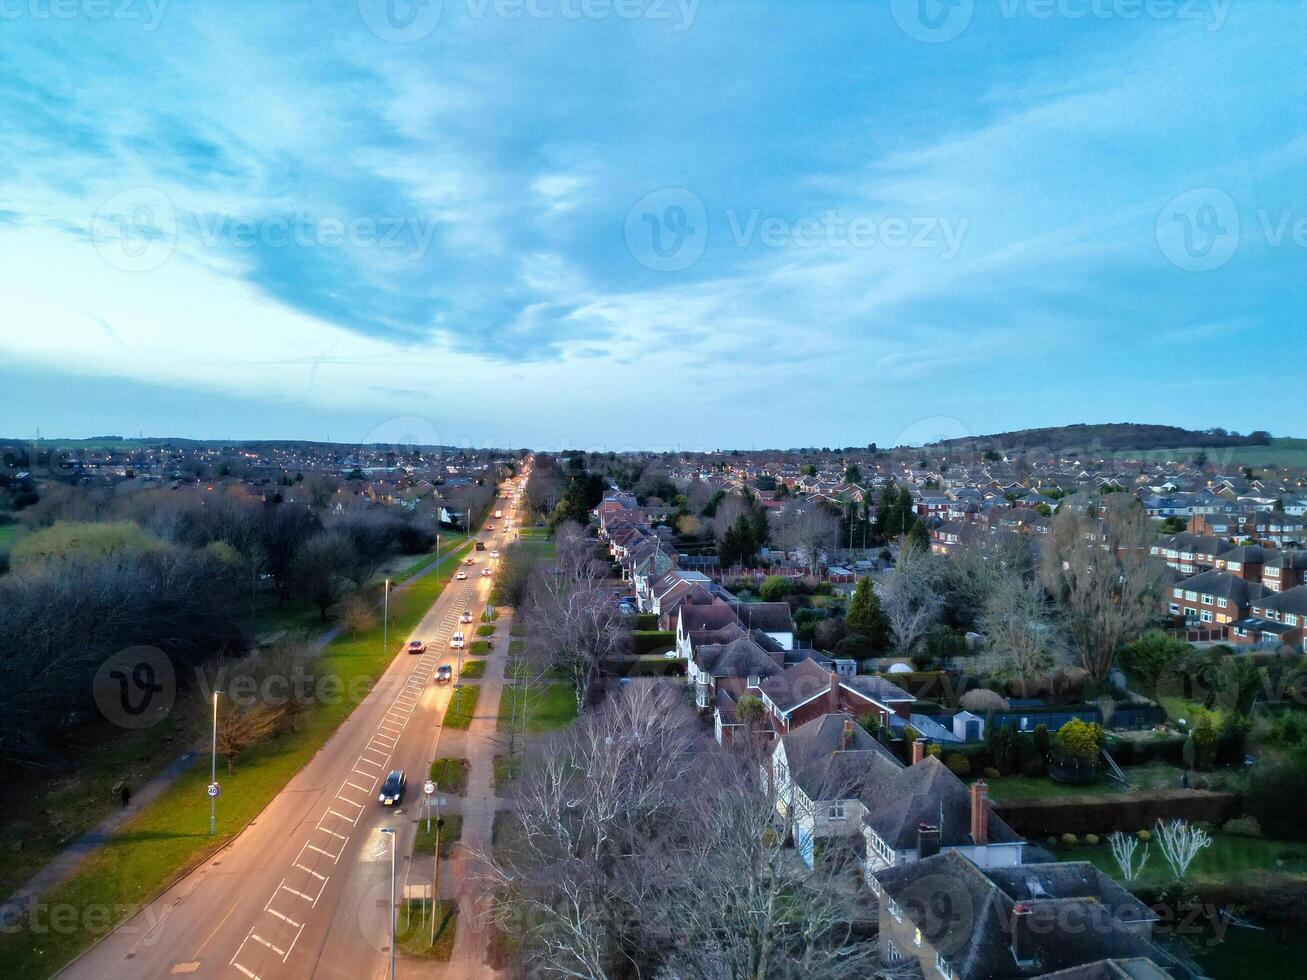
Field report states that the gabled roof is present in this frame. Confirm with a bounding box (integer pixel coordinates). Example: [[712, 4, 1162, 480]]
[[861, 757, 1021, 850], [777, 712, 902, 801]]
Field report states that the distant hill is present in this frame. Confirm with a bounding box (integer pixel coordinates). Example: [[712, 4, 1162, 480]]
[[922, 423, 1274, 456]]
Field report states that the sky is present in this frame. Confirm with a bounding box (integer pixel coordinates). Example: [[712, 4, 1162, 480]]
[[0, 0, 1303, 451]]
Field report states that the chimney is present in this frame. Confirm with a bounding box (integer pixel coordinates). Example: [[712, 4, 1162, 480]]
[[911, 738, 925, 765], [970, 780, 989, 846], [917, 822, 940, 859], [1010, 903, 1035, 967], [841, 717, 854, 751], [827, 669, 841, 713]]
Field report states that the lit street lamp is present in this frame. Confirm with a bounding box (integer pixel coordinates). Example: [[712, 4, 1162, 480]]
[[209, 689, 221, 836], [383, 578, 391, 655]]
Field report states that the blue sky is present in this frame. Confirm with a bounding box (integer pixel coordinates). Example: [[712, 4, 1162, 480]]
[[0, 0, 1303, 450]]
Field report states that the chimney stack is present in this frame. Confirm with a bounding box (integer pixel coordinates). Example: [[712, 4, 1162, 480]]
[[1010, 902, 1034, 966], [911, 738, 925, 765], [917, 822, 941, 859], [970, 780, 989, 846], [827, 669, 841, 714], [842, 717, 854, 751]]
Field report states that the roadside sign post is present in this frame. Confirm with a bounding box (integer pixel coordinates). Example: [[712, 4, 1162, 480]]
[[380, 827, 396, 980], [423, 780, 436, 832]]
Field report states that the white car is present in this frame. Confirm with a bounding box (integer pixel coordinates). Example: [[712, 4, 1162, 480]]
[[449, 631, 465, 649], [459, 609, 473, 624], [490, 550, 500, 559], [456, 571, 467, 581], [481, 567, 491, 577]]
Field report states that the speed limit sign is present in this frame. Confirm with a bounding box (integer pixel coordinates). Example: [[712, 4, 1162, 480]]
[[207, 782, 221, 799], [423, 780, 436, 796]]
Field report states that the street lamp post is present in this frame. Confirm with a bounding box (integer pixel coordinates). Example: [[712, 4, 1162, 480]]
[[209, 689, 221, 835], [383, 578, 391, 655], [381, 826, 396, 980]]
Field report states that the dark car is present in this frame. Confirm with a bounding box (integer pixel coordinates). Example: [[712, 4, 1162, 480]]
[[407, 640, 426, 655], [379, 770, 406, 806], [435, 664, 452, 684]]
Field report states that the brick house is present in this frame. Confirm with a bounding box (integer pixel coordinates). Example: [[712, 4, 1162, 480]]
[[1166, 570, 1268, 630]]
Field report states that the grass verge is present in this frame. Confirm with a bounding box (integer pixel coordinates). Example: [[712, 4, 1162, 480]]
[[459, 659, 486, 679], [413, 814, 462, 858], [396, 899, 457, 961], [442, 685, 481, 730], [427, 758, 468, 796], [497, 682, 576, 734]]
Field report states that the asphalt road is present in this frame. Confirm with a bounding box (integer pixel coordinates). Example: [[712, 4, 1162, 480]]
[[61, 480, 524, 980]]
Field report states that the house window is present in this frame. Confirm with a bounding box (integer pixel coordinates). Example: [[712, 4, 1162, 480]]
[[1201, 610, 1213, 623], [935, 950, 951, 977], [829, 801, 846, 820], [1201, 593, 1214, 605], [914, 927, 923, 947], [1287, 614, 1299, 627], [1185, 590, 1198, 601], [747, 674, 760, 689], [889, 900, 902, 923], [1218, 597, 1228, 608], [886, 941, 902, 963], [1172, 587, 1182, 598]]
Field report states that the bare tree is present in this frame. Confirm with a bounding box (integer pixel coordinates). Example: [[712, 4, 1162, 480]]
[[979, 572, 1064, 695], [302, 472, 340, 510], [881, 546, 944, 655], [480, 684, 698, 979], [294, 530, 356, 620], [528, 562, 626, 712], [1154, 818, 1212, 881], [638, 749, 879, 980], [1040, 497, 1165, 680]]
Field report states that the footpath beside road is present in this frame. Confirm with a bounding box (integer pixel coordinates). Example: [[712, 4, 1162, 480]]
[[402, 610, 516, 978]]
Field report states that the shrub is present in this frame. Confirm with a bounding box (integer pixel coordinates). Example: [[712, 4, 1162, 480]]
[[1021, 759, 1044, 777], [1054, 718, 1103, 761], [813, 581, 833, 596], [944, 753, 970, 777], [758, 575, 792, 602], [961, 688, 1010, 713], [1137, 830, 1151, 842], [1046, 837, 1059, 847], [1085, 834, 1100, 846], [983, 767, 1001, 779], [1222, 816, 1263, 838], [1061, 833, 1078, 847], [476, 624, 495, 637], [927, 743, 943, 759], [1244, 754, 1307, 841]]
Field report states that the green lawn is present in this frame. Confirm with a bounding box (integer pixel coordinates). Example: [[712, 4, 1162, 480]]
[[413, 813, 462, 858], [497, 682, 577, 734], [469, 640, 492, 655], [0, 523, 21, 552], [493, 753, 522, 792], [427, 758, 468, 796], [0, 542, 473, 978], [985, 762, 1189, 802], [395, 899, 457, 961], [391, 533, 468, 582], [442, 684, 480, 729], [459, 659, 486, 679], [475, 624, 495, 637], [1046, 833, 1307, 887]]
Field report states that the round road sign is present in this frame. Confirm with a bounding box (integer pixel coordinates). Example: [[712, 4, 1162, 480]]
[[207, 782, 221, 798], [423, 780, 436, 796]]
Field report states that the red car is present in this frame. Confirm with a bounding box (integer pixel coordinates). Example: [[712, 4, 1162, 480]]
[[406, 640, 427, 655]]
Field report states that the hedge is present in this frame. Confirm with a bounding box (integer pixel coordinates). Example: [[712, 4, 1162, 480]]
[[630, 630, 676, 657], [634, 613, 658, 631], [994, 789, 1236, 837]]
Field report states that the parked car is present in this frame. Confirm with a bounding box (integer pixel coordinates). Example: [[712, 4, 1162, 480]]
[[406, 640, 427, 655], [378, 770, 406, 806], [435, 664, 452, 684], [459, 610, 473, 623], [456, 571, 467, 580], [450, 631, 465, 649]]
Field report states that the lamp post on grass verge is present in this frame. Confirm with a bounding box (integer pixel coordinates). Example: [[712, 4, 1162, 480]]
[[431, 816, 444, 946], [208, 689, 221, 835], [383, 578, 391, 655]]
